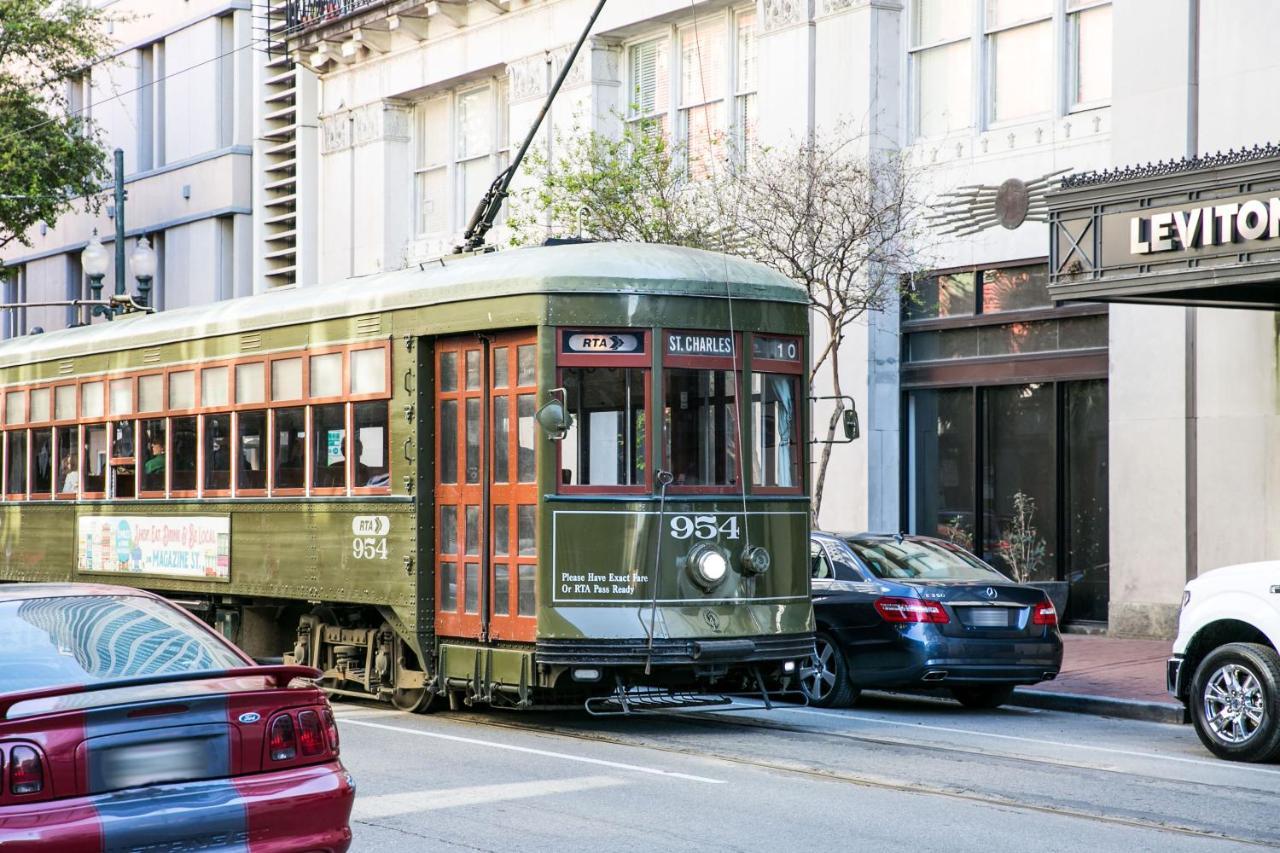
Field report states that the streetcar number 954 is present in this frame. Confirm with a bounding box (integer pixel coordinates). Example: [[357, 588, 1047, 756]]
[[669, 515, 740, 540], [352, 537, 389, 560]]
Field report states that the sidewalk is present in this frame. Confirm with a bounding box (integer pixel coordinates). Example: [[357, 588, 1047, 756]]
[[1010, 633, 1185, 723]]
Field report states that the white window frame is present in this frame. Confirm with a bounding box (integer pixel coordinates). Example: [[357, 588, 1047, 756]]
[[983, 0, 1055, 129], [729, 5, 758, 163], [908, 0, 975, 139], [1065, 0, 1112, 113]]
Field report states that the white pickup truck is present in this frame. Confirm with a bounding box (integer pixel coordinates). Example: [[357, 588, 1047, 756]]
[[1169, 562, 1280, 762]]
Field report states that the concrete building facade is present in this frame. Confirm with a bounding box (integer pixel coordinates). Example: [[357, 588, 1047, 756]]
[[0, 0, 319, 336], [280, 0, 1280, 637]]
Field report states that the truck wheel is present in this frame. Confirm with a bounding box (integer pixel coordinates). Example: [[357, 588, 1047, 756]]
[[1190, 642, 1280, 762], [800, 633, 859, 708]]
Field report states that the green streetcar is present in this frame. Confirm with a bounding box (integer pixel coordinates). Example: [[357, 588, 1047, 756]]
[[0, 242, 815, 711]]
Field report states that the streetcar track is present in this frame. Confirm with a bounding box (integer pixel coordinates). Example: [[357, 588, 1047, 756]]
[[372, 708, 1277, 848]]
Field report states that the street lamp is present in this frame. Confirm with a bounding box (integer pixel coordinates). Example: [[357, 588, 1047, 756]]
[[129, 235, 157, 307], [80, 230, 110, 320]]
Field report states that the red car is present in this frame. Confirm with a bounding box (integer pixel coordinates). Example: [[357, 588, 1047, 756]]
[[0, 584, 353, 852]]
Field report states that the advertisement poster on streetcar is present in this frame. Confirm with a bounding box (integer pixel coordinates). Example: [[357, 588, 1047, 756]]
[[77, 515, 231, 580]]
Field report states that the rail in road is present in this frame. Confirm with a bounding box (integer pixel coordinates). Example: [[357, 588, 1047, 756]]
[[330, 695, 1279, 852]]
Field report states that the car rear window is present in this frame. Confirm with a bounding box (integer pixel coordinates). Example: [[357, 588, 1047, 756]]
[[0, 595, 246, 693], [845, 538, 1008, 582]]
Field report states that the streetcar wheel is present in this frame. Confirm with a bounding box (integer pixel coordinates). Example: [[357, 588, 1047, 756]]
[[800, 633, 858, 708], [391, 687, 440, 714]]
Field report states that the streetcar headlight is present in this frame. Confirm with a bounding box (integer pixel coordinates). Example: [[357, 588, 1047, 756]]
[[687, 543, 729, 591], [741, 546, 771, 576]]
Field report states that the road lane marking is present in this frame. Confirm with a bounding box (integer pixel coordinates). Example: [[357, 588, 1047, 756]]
[[774, 706, 1280, 777], [340, 718, 726, 784], [353, 775, 625, 819]]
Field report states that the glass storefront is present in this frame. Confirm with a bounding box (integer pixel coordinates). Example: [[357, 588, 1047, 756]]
[[903, 263, 1110, 623]]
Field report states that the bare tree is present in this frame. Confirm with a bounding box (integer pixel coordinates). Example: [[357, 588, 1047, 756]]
[[726, 129, 929, 517]]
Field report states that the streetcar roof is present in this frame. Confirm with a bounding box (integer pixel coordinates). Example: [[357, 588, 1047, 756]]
[[0, 242, 805, 367]]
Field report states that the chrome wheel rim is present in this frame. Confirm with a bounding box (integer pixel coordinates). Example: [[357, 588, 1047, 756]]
[[801, 639, 836, 702], [1203, 663, 1266, 745]]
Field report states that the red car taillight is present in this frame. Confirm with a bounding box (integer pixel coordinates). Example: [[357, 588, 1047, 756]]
[[269, 714, 298, 761], [1032, 601, 1058, 626], [10, 745, 44, 795], [875, 596, 950, 624], [323, 709, 340, 753], [298, 710, 324, 756]]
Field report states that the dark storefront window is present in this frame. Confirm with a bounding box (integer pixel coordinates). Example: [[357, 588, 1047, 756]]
[[903, 262, 1109, 624]]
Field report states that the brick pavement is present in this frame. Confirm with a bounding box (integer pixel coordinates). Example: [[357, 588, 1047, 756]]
[[1035, 633, 1174, 704]]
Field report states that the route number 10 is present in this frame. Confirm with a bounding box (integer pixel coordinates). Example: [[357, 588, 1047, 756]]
[[669, 515, 740, 541]]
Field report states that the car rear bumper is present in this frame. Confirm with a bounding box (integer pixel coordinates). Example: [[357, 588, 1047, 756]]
[[837, 626, 1063, 687], [0, 760, 353, 853]]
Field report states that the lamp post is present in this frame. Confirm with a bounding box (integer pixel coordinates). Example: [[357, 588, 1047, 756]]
[[80, 230, 110, 321], [129, 235, 157, 307]]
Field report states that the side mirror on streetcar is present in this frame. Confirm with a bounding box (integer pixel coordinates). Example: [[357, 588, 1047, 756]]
[[810, 396, 860, 443], [536, 389, 574, 441], [843, 405, 860, 442]]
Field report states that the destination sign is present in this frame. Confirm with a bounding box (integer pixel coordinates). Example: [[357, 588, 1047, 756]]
[[666, 333, 734, 357], [563, 331, 642, 354], [752, 336, 800, 362]]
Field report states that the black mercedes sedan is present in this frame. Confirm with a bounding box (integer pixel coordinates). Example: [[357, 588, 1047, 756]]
[[802, 532, 1063, 709]]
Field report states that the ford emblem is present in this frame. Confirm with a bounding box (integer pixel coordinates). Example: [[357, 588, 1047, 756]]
[[238, 712, 262, 724]]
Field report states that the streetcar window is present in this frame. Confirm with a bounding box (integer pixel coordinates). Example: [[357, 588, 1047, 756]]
[[141, 419, 167, 493], [465, 351, 482, 391], [517, 345, 536, 386], [138, 375, 163, 413], [465, 399, 481, 484], [111, 420, 134, 460], [113, 461, 135, 499], [201, 367, 229, 408], [204, 413, 231, 492], [169, 372, 195, 410], [6, 431, 27, 496], [440, 563, 458, 611], [518, 565, 535, 616], [29, 388, 49, 423], [751, 373, 800, 489], [54, 385, 76, 421], [351, 348, 386, 395], [170, 417, 197, 492], [494, 563, 510, 616], [517, 394, 536, 483], [493, 394, 510, 484], [561, 367, 645, 487], [440, 352, 458, 393], [465, 563, 480, 614], [81, 382, 105, 420], [492, 347, 509, 389], [440, 505, 458, 554], [664, 369, 739, 486], [56, 426, 78, 495], [109, 379, 132, 417], [518, 505, 536, 556], [235, 363, 265, 405], [273, 408, 305, 490], [439, 400, 458, 483], [312, 404, 347, 489], [31, 429, 52, 495], [354, 401, 388, 488], [271, 358, 303, 402], [4, 391, 23, 425], [237, 411, 266, 491], [310, 353, 342, 398], [465, 505, 480, 555], [494, 505, 509, 556], [82, 424, 107, 493]]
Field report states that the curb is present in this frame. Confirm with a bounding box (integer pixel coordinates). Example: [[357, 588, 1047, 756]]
[[1010, 687, 1184, 724]]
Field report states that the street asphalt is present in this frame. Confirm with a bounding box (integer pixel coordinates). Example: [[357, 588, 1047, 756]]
[[330, 692, 1279, 852]]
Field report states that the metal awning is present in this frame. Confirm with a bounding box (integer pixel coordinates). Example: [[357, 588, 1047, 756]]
[[1047, 145, 1280, 310]]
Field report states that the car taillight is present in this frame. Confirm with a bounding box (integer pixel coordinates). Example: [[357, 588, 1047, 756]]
[[875, 596, 950, 624], [323, 709, 340, 753], [269, 714, 297, 761], [1032, 601, 1058, 626], [10, 745, 44, 795], [298, 710, 324, 756]]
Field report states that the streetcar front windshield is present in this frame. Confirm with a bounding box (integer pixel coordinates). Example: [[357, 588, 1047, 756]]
[[561, 367, 645, 487], [665, 368, 739, 487]]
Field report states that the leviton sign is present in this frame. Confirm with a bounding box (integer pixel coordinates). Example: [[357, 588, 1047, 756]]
[[1130, 197, 1280, 254]]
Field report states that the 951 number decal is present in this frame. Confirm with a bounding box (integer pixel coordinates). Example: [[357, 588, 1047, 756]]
[[669, 515, 740, 541]]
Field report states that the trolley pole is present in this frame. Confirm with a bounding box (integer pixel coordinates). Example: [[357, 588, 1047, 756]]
[[113, 148, 126, 298]]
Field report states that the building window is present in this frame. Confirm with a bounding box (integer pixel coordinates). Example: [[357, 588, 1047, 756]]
[[679, 19, 725, 178], [910, 0, 973, 137], [1069, 0, 1112, 108], [414, 83, 508, 239], [3, 268, 26, 339], [985, 0, 1052, 124], [733, 8, 757, 160], [627, 37, 671, 136], [415, 96, 450, 236]]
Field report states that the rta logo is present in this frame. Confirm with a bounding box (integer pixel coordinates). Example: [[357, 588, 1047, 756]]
[[702, 609, 722, 633]]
